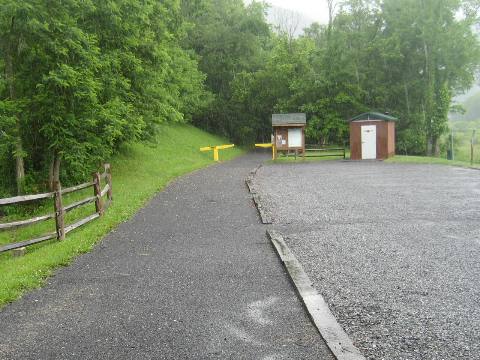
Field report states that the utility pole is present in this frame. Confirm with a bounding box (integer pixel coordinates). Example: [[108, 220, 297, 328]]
[[471, 130, 476, 166], [451, 130, 454, 161]]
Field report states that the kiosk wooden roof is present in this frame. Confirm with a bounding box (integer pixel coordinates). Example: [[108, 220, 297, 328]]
[[272, 113, 306, 127]]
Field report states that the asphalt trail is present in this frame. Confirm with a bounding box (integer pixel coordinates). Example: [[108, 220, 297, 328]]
[[0, 154, 334, 360]]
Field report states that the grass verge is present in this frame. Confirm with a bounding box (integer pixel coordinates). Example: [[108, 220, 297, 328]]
[[271, 152, 479, 169], [0, 124, 243, 308], [385, 155, 480, 169]]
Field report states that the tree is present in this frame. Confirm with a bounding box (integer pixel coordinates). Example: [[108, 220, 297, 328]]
[[182, 0, 271, 142], [0, 1, 35, 194], [0, 0, 209, 195], [382, 0, 480, 155], [269, 6, 303, 43]]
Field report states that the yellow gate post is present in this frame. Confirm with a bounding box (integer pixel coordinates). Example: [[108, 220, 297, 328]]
[[200, 144, 235, 162], [255, 143, 276, 160]]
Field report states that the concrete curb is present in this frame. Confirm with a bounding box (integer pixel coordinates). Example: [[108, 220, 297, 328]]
[[245, 165, 272, 224], [252, 194, 272, 225], [267, 229, 366, 360], [245, 164, 262, 194]]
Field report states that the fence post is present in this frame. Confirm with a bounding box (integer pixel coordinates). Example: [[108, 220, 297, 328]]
[[53, 181, 65, 240], [93, 172, 104, 216], [104, 163, 113, 202]]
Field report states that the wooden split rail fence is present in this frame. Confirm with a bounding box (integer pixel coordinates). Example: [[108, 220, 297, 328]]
[[0, 164, 112, 255], [284, 145, 346, 159], [303, 146, 346, 159]]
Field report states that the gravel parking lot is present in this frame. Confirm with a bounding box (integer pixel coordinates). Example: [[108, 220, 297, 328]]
[[253, 161, 480, 360]]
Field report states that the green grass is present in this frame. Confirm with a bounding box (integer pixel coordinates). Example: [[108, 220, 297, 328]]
[[0, 124, 243, 307], [385, 155, 480, 169], [449, 143, 480, 165]]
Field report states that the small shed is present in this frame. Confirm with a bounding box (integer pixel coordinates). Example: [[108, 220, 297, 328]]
[[349, 112, 397, 160], [272, 113, 306, 156]]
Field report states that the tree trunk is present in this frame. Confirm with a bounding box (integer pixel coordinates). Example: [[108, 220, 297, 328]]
[[421, 24, 433, 156], [327, 0, 336, 35], [434, 139, 440, 157], [354, 62, 360, 88], [5, 40, 25, 195], [426, 137, 433, 156], [14, 130, 25, 195], [52, 152, 61, 185], [422, 102, 431, 156], [403, 80, 411, 117], [48, 155, 55, 191]]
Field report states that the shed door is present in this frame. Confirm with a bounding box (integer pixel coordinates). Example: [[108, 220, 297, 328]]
[[288, 128, 302, 148], [361, 125, 376, 159]]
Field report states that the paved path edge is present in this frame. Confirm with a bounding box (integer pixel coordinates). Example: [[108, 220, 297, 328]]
[[267, 229, 366, 360], [245, 164, 272, 224]]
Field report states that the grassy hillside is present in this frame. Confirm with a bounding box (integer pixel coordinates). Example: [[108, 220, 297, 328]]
[[0, 124, 243, 307]]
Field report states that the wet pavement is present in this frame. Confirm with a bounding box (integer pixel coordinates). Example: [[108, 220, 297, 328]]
[[0, 154, 334, 360], [253, 160, 480, 360]]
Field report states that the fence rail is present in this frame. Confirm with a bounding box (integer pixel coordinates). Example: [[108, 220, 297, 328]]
[[284, 145, 346, 159], [304, 147, 346, 159], [0, 192, 54, 206], [0, 164, 112, 254]]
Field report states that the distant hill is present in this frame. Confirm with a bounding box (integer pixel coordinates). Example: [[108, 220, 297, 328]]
[[451, 85, 480, 121], [454, 83, 480, 103]]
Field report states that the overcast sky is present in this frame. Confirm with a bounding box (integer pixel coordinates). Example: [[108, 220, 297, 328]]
[[265, 0, 330, 24]]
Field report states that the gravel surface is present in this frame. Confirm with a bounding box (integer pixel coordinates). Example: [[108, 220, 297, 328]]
[[254, 161, 480, 360], [0, 154, 334, 360]]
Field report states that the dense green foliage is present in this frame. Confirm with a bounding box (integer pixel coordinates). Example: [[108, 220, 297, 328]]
[[0, 0, 208, 195], [230, 1, 479, 152], [1, 0, 479, 196], [183, 0, 479, 153]]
